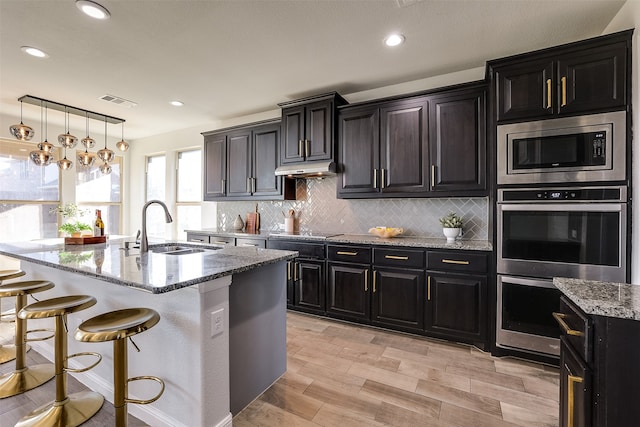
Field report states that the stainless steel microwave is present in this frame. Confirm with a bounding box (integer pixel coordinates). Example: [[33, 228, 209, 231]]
[[497, 111, 626, 185]]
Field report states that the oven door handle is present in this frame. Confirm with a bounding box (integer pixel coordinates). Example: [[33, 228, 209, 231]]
[[552, 312, 584, 337], [498, 203, 623, 212]]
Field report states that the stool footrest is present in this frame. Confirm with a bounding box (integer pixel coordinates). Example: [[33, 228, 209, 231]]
[[25, 328, 55, 342], [125, 375, 165, 405], [65, 352, 102, 373]]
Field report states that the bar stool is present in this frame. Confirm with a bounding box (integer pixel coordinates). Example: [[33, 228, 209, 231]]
[[16, 295, 104, 427], [0, 280, 55, 397], [75, 308, 165, 427], [0, 269, 27, 364]]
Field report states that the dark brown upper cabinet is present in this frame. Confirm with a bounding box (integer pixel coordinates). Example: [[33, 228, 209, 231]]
[[278, 92, 347, 165], [202, 120, 294, 201], [338, 82, 487, 198], [491, 30, 631, 123]]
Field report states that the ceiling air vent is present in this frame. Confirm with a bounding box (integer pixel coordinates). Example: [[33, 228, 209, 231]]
[[99, 94, 137, 108]]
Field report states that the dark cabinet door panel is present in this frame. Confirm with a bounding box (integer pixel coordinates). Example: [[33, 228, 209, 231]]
[[306, 101, 333, 161], [380, 100, 429, 193], [560, 337, 591, 427], [337, 107, 379, 195], [281, 106, 305, 164], [295, 260, 325, 313], [327, 263, 370, 322], [203, 134, 226, 200], [372, 268, 424, 332], [252, 124, 281, 196], [226, 130, 252, 197]]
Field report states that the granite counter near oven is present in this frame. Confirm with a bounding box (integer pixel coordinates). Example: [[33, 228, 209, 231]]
[[553, 277, 640, 320]]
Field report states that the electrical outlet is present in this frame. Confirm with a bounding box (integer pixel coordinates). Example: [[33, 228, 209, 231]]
[[211, 308, 224, 337]]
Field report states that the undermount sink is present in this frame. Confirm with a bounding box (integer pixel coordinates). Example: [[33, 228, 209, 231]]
[[150, 245, 216, 255]]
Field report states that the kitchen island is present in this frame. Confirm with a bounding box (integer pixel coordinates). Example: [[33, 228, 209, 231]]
[[0, 238, 297, 427]]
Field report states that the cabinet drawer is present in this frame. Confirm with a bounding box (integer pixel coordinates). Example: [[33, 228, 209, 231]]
[[236, 237, 266, 248], [268, 240, 325, 260], [373, 248, 425, 269], [208, 235, 235, 246], [328, 245, 371, 264], [186, 233, 210, 243], [427, 251, 487, 274], [556, 296, 591, 363]]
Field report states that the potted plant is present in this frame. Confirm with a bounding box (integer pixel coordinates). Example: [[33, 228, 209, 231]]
[[439, 212, 463, 242], [50, 203, 92, 237]]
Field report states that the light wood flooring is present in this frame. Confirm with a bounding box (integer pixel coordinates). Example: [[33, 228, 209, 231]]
[[234, 312, 560, 427], [1, 311, 560, 427]]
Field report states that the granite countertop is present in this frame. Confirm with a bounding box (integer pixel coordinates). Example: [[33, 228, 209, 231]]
[[0, 238, 297, 294], [187, 229, 492, 251], [554, 277, 640, 320]]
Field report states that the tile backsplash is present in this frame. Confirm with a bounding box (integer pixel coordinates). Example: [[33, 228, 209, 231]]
[[217, 177, 488, 240]]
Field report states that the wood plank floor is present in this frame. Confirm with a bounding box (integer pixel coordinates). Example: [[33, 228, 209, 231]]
[[233, 312, 560, 427], [1, 311, 559, 426]]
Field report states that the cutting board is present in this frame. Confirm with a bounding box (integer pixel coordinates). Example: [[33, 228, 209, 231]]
[[245, 213, 258, 232], [64, 235, 107, 245]]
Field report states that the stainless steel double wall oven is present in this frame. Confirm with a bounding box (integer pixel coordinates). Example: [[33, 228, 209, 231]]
[[495, 111, 628, 357]]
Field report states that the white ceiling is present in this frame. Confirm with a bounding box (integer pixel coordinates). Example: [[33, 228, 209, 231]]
[[0, 0, 626, 141]]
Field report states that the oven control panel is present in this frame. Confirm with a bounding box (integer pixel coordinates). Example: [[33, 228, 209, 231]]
[[499, 186, 625, 202]]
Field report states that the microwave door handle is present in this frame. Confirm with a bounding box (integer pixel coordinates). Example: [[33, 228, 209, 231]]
[[498, 203, 623, 213]]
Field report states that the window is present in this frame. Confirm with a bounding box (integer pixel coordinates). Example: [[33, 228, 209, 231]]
[[145, 154, 167, 238], [0, 139, 60, 242], [76, 154, 122, 235], [176, 149, 202, 240]]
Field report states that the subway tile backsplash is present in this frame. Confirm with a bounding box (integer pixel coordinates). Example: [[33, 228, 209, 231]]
[[217, 177, 488, 240]]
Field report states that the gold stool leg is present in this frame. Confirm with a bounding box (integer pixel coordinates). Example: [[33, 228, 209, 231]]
[[114, 337, 128, 427], [16, 314, 104, 427], [0, 294, 53, 398]]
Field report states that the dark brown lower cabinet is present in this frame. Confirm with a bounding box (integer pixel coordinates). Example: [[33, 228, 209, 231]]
[[371, 267, 424, 333], [327, 262, 370, 322], [425, 272, 486, 344], [560, 336, 591, 427], [294, 259, 325, 314]]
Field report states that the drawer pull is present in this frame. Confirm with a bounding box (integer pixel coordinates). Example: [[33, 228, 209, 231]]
[[546, 78, 552, 109], [240, 243, 258, 247], [385, 255, 409, 260], [190, 238, 205, 242], [287, 261, 291, 281], [294, 262, 298, 281], [212, 240, 229, 245], [364, 269, 369, 292], [441, 259, 469, 265], [373, 270, 377, 293], [427, 276, 431, 301], [552, 312, 584, 337], [567, 372, 584, 427], [561, 76, 567, 107], [337, 251, 358, 256]]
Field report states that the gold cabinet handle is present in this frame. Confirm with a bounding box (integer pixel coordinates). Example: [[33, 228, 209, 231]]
[[552, 312, 584, 337], [240, 243, 258, 247], [373, 168, 378, 189], [567, 372, 584, 427], [364, 269, 369, 292], [546, 79, 552, 109], [441, 259, 469, 265], [287, 261, 291, 281], [427, 276, 431, 301], [212, 240, 229, 245], [294, 261, 299, 281], [305, 139, 310, 158], [372, 270, 376, 293], [561, 76, 567, 107], [385, 255, 409, 260], [337, 251, 358, 256], [221, 179, 226, 195], [247, 177, 252, 193], [190, 238, 205, 242], [431, 165, 435, 188], [251, 177, 256, 194], [381, 168, 386, 189], [298, 140, 303, 158]]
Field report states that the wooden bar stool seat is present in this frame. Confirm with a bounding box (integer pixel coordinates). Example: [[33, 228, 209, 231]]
[[16, 295, 104, 427], [75, 308, 164, 427], [0, 280, 55, 397]]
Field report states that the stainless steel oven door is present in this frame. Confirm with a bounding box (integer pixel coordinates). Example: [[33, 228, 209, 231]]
[[497, 202, 626, 282], [496, 275, 561, 356]]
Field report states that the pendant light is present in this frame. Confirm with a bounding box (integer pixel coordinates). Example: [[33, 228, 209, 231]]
[[77, 149, 96, 168], [57, 148, 73, 170], [116, 121, 129, 151], [29, 102, 53, 166], [97, 118, 114, 174], [58, 107, 78, 148], [9, 100, 34, 141], [81, 112, 95, 148]]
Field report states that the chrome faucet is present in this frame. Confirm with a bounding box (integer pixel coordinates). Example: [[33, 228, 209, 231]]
[[140, 200, 173, 253]]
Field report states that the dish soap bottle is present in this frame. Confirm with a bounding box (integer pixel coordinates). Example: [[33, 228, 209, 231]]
[[94, 209, 105, 236]]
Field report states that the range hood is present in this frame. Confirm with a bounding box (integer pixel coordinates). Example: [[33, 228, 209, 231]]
[[275, 161, 336, 178]]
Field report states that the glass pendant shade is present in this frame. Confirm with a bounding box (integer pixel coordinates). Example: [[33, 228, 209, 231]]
[[116, 139, 129, 151], [97, 147, 115, 163], [99, 162, 112, 174], [30, 149, 53, 166], [57, 156, 73, 170], [77, 150, 96, 167], [38, 140, 54, 153], [10, 122, 35, 141], [81, 136, 95, 148], [9, 101, 34, 141], [58, 132, 78, 148]]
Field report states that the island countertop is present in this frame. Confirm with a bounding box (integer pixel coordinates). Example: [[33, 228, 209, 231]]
[[554, 277, 640, 320], [0, 238, 297, 294]]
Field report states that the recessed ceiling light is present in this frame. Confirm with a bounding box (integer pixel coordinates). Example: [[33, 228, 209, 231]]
[[170, 101, 184, 107], [21, 46, 49, 58], [76, 0, 111, 20], [384, 33, 405, 47]]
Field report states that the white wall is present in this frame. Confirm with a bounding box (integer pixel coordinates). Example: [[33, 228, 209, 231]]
[[603, 4, 638, 283]]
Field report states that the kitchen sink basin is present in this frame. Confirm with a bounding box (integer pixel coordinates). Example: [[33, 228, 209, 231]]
[[150, 245, 216, 255]]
